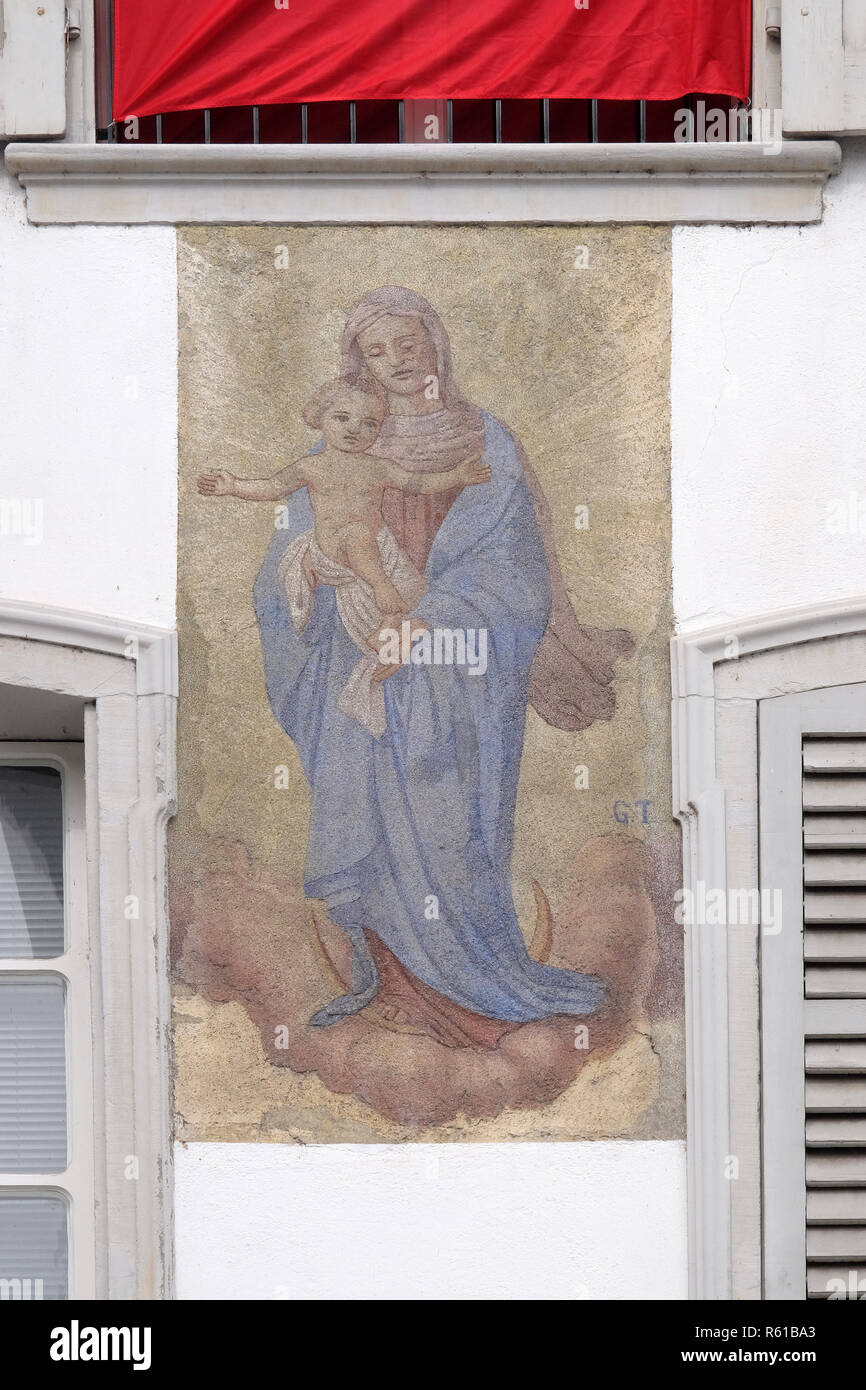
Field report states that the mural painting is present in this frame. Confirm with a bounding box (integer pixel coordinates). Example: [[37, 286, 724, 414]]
[[172, 227, 682, 1142]]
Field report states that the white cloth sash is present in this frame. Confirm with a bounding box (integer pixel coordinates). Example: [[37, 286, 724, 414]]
[[277, 526, 425, 737]]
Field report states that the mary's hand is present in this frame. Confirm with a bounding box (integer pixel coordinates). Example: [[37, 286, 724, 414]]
[[370, 659, 400, 685], [366, 623, 398, 683], [463, 460, 492, 487], [366, 617, 429, 682]]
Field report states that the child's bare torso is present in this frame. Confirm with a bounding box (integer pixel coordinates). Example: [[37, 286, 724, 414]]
[[196, 429, 487, 624], [301, 446, 391, 562]]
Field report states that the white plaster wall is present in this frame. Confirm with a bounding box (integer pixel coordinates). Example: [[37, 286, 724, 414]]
[[0, 168, 177, 627], [175, 1140, 687, 1300], [672, 141, 866, 632]]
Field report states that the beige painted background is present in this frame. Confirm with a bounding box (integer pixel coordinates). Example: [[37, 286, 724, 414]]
[[172, 224, 681, 1143]]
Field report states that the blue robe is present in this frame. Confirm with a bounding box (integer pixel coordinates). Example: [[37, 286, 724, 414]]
[[253, 411, 604, 1025]]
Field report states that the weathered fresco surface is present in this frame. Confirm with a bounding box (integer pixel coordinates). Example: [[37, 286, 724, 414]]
[[172, 226, 682, 1142]]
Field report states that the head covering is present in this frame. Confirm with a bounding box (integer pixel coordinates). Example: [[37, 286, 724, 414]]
[[340, 287, 484, 472]]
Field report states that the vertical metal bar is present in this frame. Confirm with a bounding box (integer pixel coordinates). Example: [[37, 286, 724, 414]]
[[398, 100, 404, 143], [590, 99, 598, 143], [446, 99, 453, 143], [301, 103, 309, 143], [94, 0, 115, 134], [106, 0, 115, 135], [542, 98, 550, 144], [107, 0, 119, 142], [349, 101, 357, 143], [638, 99, 647, 142], [204, 109, 212, 143], [106, 0, 115, 127], [252, 106, 260, 144], [494, 99, 502, 143], [156, 113, 163, 145]]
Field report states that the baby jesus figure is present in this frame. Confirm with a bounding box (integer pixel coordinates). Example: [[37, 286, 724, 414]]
[[198, 374, 491, 734]]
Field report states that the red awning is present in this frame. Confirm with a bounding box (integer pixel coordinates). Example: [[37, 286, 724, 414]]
[[113, 0, 751, 120]]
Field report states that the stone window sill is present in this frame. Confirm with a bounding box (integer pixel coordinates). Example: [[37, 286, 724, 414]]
[[4, 140, 842, 225]]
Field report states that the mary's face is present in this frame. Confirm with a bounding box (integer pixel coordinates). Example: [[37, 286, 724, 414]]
[[356, 314, 437, 398]]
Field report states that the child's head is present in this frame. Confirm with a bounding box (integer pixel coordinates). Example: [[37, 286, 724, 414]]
[[303, 375, 387, 454]]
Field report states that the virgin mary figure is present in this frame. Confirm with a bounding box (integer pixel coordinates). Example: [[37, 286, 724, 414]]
[[254, 286, 633, 1048]]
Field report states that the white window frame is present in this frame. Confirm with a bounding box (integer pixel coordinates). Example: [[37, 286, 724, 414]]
[[0, 599, 176, 1299], [672, 595, 866, 1300]]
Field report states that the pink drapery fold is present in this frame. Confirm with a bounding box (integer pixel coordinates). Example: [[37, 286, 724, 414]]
[[113, 0, 751, 119]]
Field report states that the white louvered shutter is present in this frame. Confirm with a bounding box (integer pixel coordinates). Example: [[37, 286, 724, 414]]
[[802, 736, 866, 1298], [0, 750, 93, 1301], [759, 683, 866, 1300]]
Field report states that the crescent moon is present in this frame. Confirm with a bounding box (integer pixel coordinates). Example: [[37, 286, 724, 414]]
[[528, 879, 554, 963], [307, 900, 353, 991]]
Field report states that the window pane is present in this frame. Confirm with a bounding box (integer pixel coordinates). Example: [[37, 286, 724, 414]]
[[0, 1193, 68, 1299], [0, 977, 67, 1172], [0, 766, 64, 958]]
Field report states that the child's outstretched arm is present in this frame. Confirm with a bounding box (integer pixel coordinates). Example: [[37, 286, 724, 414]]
[[197, 457, 310, 501], [380, 453, 491, 495]]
